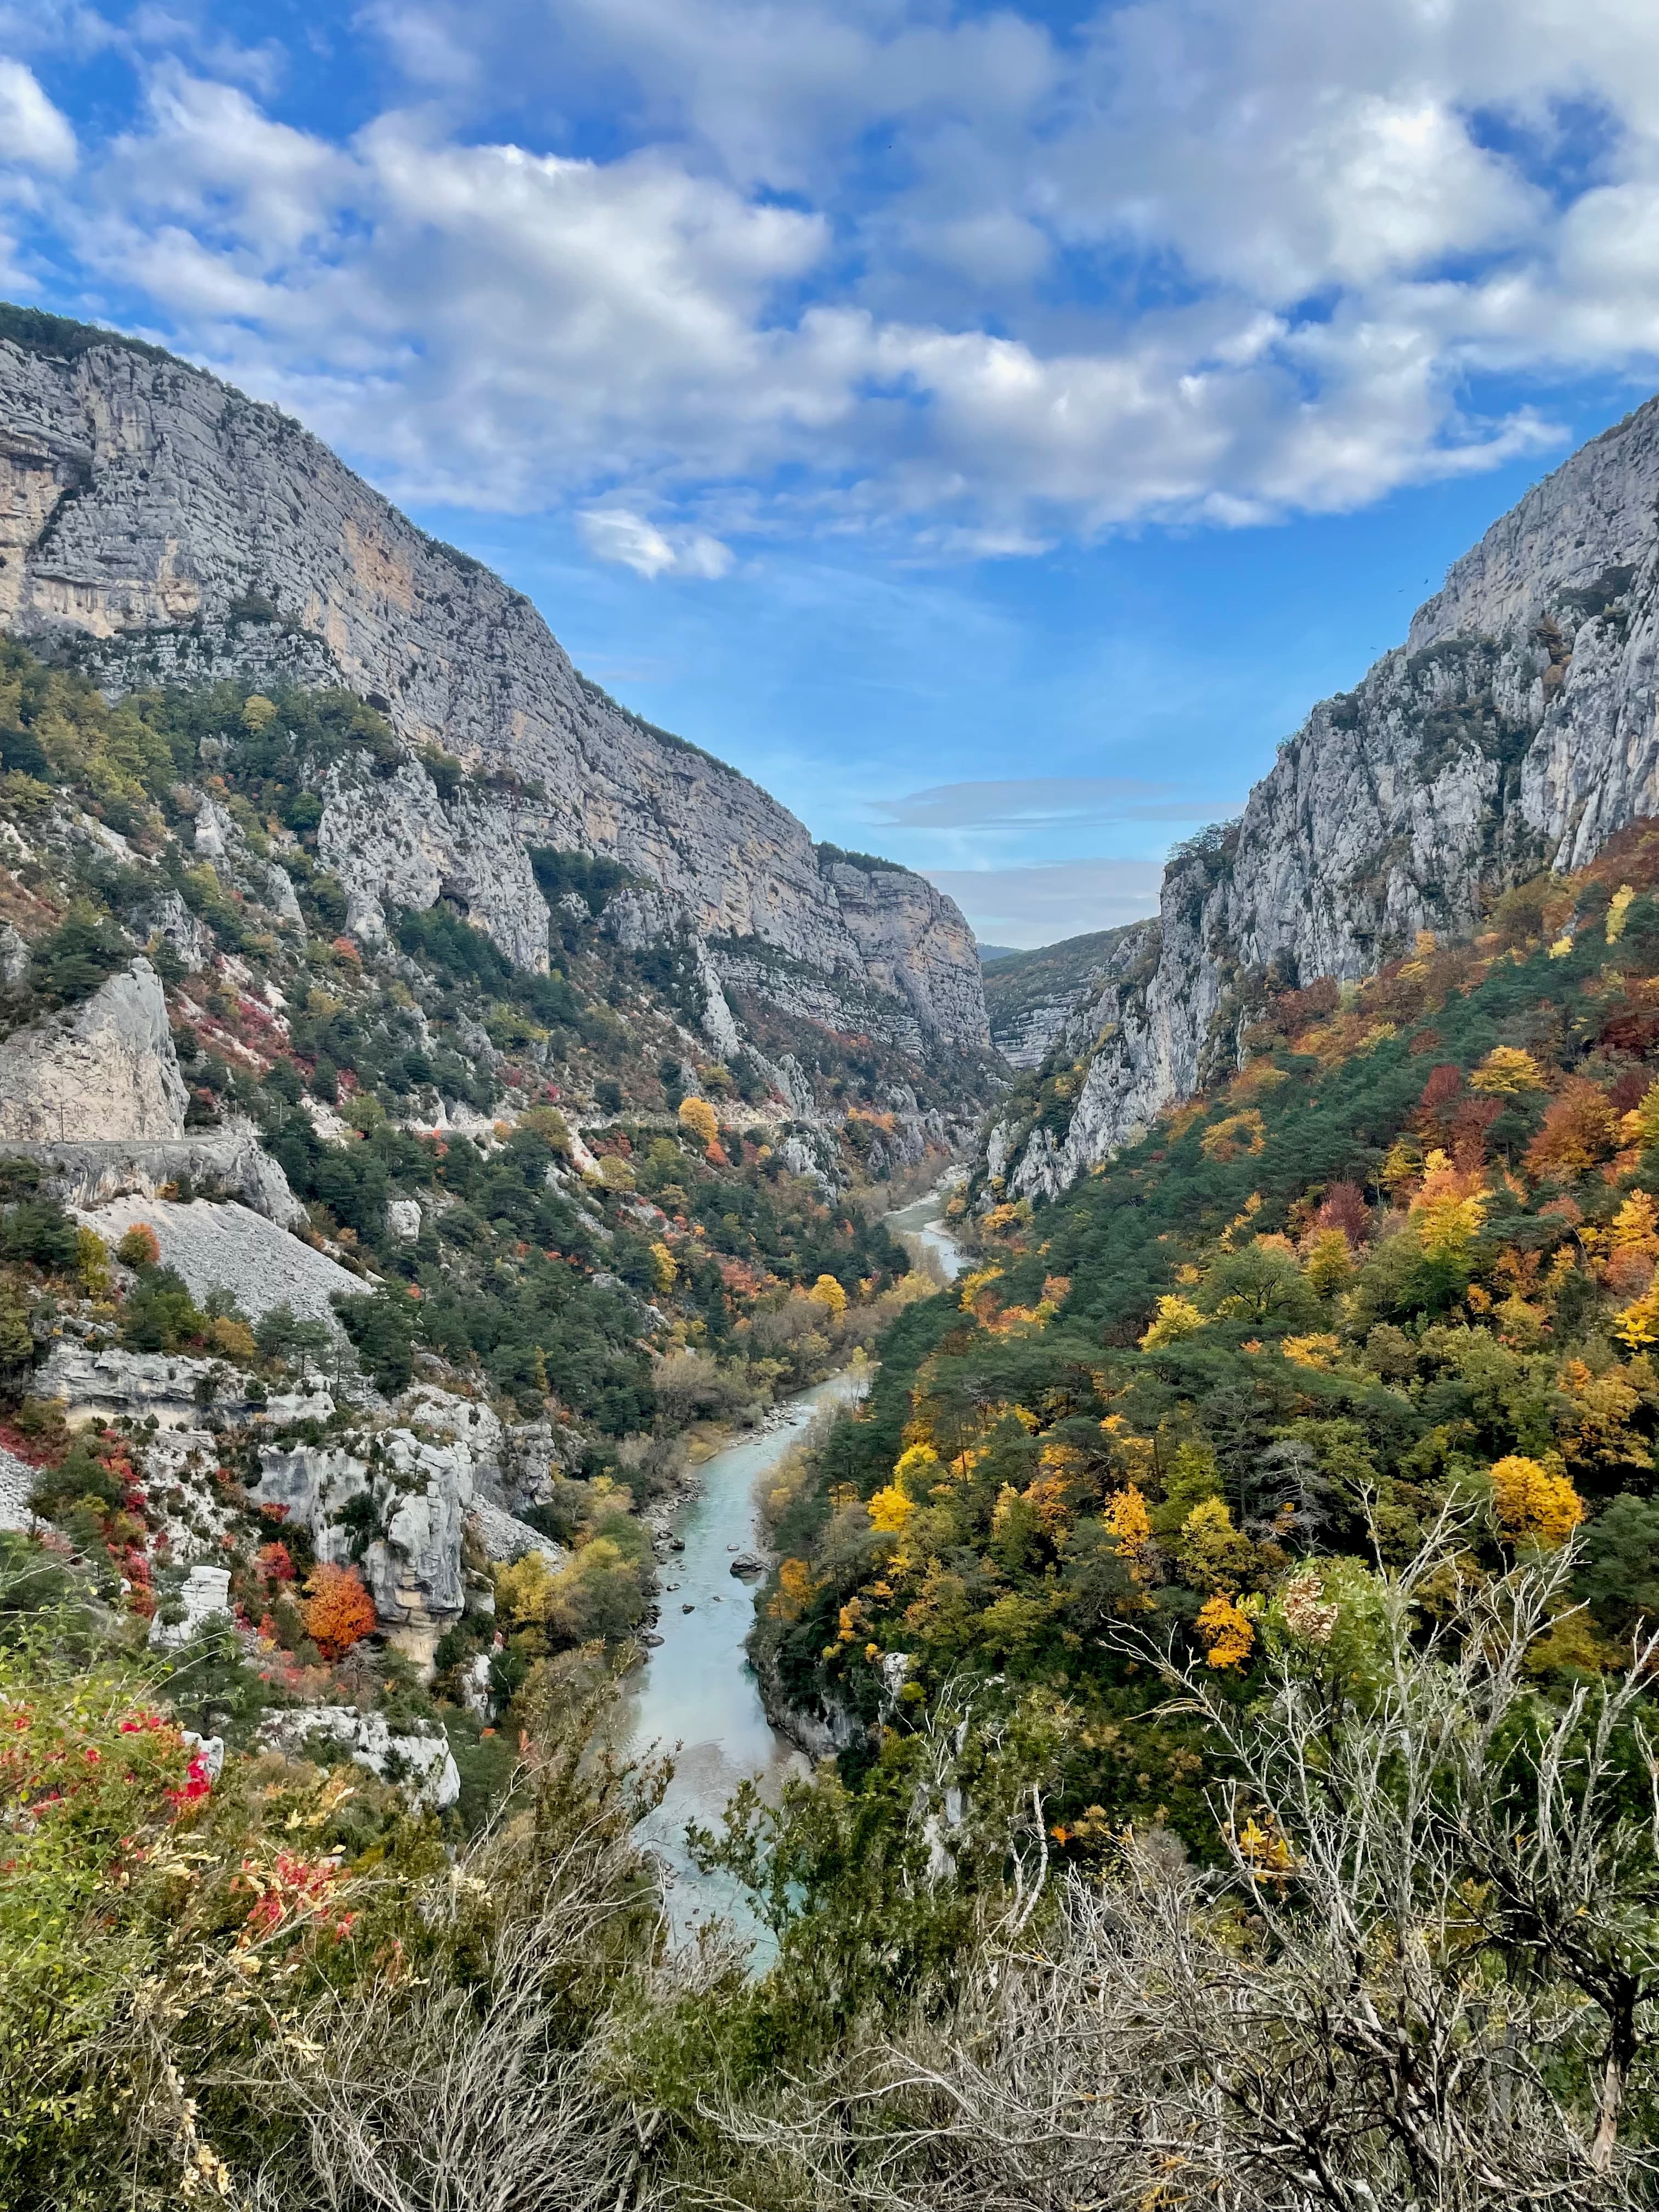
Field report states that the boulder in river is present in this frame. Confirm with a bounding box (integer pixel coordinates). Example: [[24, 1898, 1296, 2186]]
[[729, 1552, 765, 1579]]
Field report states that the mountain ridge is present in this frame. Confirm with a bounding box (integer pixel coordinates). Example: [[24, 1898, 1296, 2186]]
[[989, 392, 1659, 1196], [0, 303, 989, 1062]]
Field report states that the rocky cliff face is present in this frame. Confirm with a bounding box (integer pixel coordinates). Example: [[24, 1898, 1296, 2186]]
[[980, 925, 1150, 1068], [0, 958, 188, 1141], [0, 319, 988, 1055], [994, 396, 1659, 1197]]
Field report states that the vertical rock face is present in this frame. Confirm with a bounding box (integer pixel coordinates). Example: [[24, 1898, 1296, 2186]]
[[994, 394, 1659, 1196], [823, 860, 989, 1047], [315, 754, 552, 972], [0, 321, 989, 1054], [0, 959, 189, 1141]]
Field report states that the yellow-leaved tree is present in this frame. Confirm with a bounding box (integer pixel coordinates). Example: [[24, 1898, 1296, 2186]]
[[1103, 1483, 1151, 1558], [1470, 1045, 1548, 1094], [1615, 1285, 1659, 1350], [1487, 1454, 1585, 1549], [1195, 1592, 1255, 1670], [770, 1558, 817, 1620], [808, 1273, 848, 1317], [1301, 1227, 1353, 1298], [1624, 1079, 1659, 1153], [1139, 1294, 1206, 1350], [678, 1095, 719, 1152], [867, 1485, 915, 1534], [893, 1441, 941, 1491], [1610, 1190, 1659, 1255]]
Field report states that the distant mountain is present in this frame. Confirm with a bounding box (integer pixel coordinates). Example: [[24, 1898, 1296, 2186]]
[[975, 943, 1020, 964], [0, 304, 989, 1064], [980, 925, 1151, 1068]]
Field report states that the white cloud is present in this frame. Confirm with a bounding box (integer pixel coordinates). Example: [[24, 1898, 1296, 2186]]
[[924, 859, 1167, 948], [578, 507, 734, 580], [23, 0, 1659, 560], [872, 777, 1233, 831], [0, 59, 76, 172]]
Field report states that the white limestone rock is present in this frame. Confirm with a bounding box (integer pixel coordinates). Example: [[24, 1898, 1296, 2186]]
[[990, 396, 1659, 1194], [193, 795, 303, 929], [11, 1122, 307, 1226], [0, 1446, 38, 1531], [40, 1341, 257, 1427], [76, 1194, 363, 1329], [459, 1652, 494, 1720], [0, 959, 188, 1142], [181, 1730, 226, 1783], [259, 1706, 460, 1812], [0, 329, 988, 1054], [468, 1494, 561, 1565], [317, 754, 551, 973], [134, 889, 212, 972], [149, 1563, 233, 1649]]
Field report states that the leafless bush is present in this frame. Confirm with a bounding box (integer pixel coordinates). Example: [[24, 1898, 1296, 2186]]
[[693, 1528, 1659, 2210], [242, 1672, 678, 2212], [652, 1348, 756, 1427]]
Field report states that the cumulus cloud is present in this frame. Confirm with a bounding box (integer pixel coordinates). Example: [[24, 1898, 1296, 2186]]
[[16, 0, 1659, 557], [924, 859, 1167, 948], [0, 59, 76, 172]]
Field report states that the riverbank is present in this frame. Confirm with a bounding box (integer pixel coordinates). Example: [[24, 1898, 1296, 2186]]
[[620, 1366, 868, 1939], [619, 1177, 964, 1939]]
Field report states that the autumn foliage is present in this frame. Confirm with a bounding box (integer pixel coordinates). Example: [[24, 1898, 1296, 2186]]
[[114, 1222, 161, 1270], [1526, 1078, 1620, 1178], [300, 1564, 377, 1658], [677, 1096, 719, 1152]]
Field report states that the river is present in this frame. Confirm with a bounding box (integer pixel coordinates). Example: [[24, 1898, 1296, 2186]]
[[620, 1177, 963, 1942]]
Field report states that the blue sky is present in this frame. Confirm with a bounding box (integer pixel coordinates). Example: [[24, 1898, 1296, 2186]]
[[3, 3, 1659, 944]]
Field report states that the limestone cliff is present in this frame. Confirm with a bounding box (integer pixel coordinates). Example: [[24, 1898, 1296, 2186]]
[[0, 959, 188, 1142], [980, 926, 1150, 1068], [0, 313, 988, 1055], [993, 396, 1659, 1196]]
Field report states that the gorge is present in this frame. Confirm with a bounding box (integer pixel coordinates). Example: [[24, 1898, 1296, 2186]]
[[9, 287, 1659, 2212]]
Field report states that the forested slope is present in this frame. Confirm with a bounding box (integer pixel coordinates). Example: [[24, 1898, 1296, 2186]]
[[761, 826, 1659, 1843]]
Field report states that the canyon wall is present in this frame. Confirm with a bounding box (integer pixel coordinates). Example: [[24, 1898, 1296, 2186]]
[[0, 317, 987, 1055], [992, 398, 1659, 1194]]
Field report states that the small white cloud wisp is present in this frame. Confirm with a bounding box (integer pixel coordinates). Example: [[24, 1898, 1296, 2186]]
[[578, 507, 735, 582]]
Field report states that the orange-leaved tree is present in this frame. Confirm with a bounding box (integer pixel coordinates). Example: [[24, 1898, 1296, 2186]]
[[301, 1564, 377, 1659], [115, 1223, 161, 1270]]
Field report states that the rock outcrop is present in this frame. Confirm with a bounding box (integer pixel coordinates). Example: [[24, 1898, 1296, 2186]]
[[0, 318, 988, 1056], [0, 959, 188, 1142], [14, 1124, 305, 1225], [0, 1446, 37, 1532], [992, 396, 1659, 1196], [980, 925, 1152, 1069], [258, 1707, 460, 1812], [316, 754, 551, 972], [36, 1340, 329, 1429], [77, 1194, 365, 1329], [253, 1414, 563, 1672], [149, 1564, 233, 1650]]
